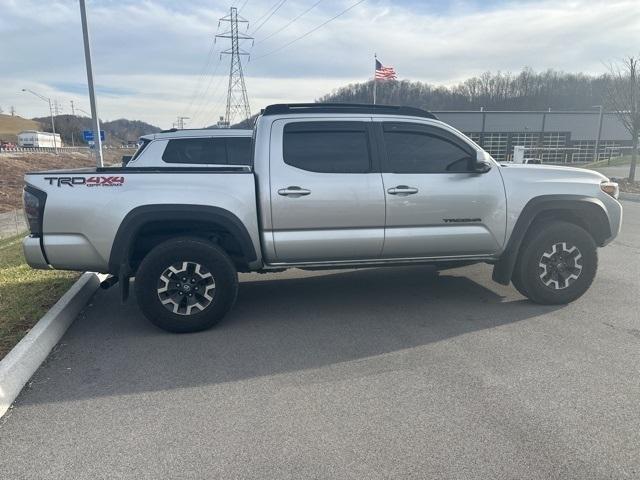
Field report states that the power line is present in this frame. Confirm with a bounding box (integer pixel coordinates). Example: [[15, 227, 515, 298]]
[[250, 0, 287, 36], [200, 76, 235, 127], [255, 0, 323, 46], [191, 69, 229, 126], [238, 0, 249, 13], [190, 56, 225, 124], [252, 0, 366, 61], [185, 41, 218, 115], [251, 0, 283, 29]]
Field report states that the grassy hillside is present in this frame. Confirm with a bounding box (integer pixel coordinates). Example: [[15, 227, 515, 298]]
[[0, 114, 41, 142]]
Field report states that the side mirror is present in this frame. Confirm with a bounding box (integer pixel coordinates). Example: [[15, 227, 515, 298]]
[[473, 151, 493, 173]]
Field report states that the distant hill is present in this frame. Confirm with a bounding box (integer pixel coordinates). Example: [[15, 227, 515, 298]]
[[317, 68, 612, 111], [0, 114, 41, 142], [32, 115, 161, 147]]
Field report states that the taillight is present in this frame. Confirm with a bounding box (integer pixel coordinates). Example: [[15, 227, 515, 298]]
[[23, 186, 46, 236]]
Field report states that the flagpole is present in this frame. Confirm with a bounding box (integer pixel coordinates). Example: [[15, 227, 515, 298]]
[[373, 53, 377, 105]]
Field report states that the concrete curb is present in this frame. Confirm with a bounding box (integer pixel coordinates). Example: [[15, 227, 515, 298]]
[[620, 192, 640, 203], [0, 272, 102, 418]]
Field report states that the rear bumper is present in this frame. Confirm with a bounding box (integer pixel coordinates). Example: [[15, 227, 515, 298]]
[[22, 236, 49, 269]]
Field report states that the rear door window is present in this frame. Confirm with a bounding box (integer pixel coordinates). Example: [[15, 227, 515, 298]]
[[283, 122, 371, 173]]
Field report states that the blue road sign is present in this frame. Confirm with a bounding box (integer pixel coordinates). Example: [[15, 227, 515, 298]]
[[83, 130, 105, 142]]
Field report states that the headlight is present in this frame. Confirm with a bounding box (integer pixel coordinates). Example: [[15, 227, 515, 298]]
[[22, 186, 47, 236], [600, 181, 619, 199]]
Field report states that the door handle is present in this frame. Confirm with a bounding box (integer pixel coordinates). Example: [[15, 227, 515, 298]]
[[278, 186, 311, 197], [387, 185, 419, 195]]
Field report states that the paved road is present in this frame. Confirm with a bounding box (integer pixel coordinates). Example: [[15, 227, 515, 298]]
[[1, 202, 639, 479]]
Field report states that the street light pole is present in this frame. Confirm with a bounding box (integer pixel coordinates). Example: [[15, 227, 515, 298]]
[[79, 0, 104, 167], [21, 88, 58, 154], [593, 105, 604, 164]]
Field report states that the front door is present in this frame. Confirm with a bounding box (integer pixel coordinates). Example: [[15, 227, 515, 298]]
[[269, 119, 386, 263], [378, 121, 507, 258]]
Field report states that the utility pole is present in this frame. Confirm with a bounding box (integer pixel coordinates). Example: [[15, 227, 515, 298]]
[[175, 116, 190, 129], [593, 105, 604, 164], [10, 106, 16, 116], [70, 100, 76, 116], [216, 7, 252, 127], [79, 0, 104, 167]]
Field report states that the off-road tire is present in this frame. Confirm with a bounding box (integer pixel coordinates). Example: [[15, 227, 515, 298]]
[[512, 221, 597, 305], [135, 237, 238, 333]]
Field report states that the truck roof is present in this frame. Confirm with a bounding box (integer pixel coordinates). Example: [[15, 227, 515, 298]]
[[140, 128, 252, 142]]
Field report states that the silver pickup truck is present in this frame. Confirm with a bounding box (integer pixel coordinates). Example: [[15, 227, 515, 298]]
[[22, 103, 623, 333]]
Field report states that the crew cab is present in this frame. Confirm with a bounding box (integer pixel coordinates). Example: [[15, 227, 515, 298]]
[[22, 103, 623, 333]]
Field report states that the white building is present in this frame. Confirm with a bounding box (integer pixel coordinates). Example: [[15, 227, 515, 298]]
[[17, 130, 63, 148]]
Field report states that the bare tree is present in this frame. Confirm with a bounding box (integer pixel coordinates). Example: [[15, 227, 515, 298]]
[[606, 56, 639, 182]]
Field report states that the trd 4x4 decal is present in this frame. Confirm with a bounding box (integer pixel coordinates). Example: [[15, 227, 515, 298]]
[[44, 176, 125, 187]]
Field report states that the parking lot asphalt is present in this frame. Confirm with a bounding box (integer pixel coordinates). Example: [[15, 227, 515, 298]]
[[1, 201, 639, 480]]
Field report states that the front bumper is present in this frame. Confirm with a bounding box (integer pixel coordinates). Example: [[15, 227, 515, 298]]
[[22, 235, 49, 269], [601, 195, 623, 246]]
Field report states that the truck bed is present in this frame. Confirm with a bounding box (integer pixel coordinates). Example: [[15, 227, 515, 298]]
[[24, 167, 260, 272]]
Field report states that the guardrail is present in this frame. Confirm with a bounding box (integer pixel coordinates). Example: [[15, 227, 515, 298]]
[[0, 146, 88, 154], [0, 146, 135, 154]]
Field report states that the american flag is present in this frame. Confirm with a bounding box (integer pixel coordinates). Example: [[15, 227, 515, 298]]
[[375, 59, 397, 80]]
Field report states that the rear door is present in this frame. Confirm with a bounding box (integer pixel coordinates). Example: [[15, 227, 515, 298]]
[[268, 118, 386, 263], [378, 120, 506, 258]]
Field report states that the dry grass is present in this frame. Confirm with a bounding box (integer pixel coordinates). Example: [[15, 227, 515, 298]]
[[0, 114, 41, 142], [0, 152, 94, 213], [0, 150, 130, 213], [0, 234, 79, 359]]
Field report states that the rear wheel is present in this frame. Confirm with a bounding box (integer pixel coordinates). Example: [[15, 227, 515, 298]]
[[135, 237, 238, 333], [512, 221, 597, 305]]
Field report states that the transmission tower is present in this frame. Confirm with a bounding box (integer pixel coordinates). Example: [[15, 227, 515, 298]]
[[173, 116, 190, 129], [216, 7, 252, 127], [53, 99, 62, 116]]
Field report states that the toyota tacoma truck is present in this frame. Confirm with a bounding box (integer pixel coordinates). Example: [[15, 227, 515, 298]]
[[22, 103, 623, 333]]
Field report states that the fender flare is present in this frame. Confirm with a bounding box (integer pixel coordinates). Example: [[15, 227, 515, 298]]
[[492, 195, 611, 285], [108, 204, 257, 275]]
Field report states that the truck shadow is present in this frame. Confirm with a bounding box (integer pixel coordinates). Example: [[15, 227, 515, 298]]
[[20, 265, 562, 406]]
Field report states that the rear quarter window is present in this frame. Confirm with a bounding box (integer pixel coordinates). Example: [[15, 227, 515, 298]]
[[162, 137, 252, 165]]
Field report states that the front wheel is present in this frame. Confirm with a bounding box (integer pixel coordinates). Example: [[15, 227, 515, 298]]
[[512, 221, 597, 305], [135, 237, 238, 333]]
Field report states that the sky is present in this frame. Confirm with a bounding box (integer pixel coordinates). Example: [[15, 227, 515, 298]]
[[1, 0, 639, 128]]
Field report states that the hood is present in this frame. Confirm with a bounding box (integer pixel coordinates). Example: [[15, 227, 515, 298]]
[[500, 163, 609, 182]]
